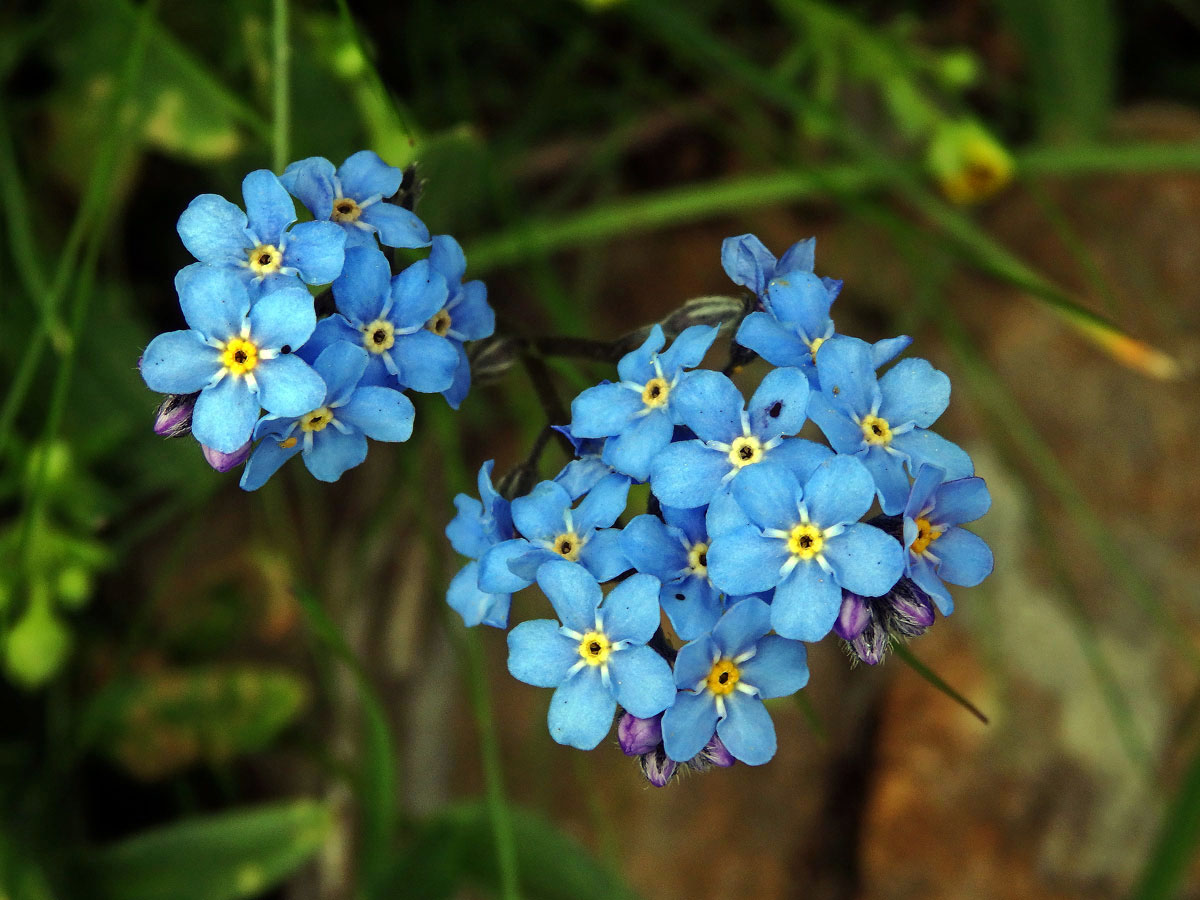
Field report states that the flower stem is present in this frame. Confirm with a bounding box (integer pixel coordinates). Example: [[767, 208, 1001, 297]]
[[272, 0, 290, 172], [891, 643, 989, 725]]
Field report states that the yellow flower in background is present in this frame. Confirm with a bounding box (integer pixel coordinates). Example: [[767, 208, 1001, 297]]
[[926, 119, 1015, 205]]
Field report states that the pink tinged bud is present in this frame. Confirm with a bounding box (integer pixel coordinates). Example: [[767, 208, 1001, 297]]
[[834, 591, 871, 641], [889, 580, 936, 635], [702, 733, 736, 768], [639, 749, 677, 788], [153, 393, 197, 438], [201, 439, 252, 473], [618, 713, 663, 757]]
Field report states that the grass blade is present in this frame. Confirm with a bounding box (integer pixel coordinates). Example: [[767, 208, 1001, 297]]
[[891, 643, 989, 725]]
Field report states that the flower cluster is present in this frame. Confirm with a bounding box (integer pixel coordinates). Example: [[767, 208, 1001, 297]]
[[140, 152, 494, 488], [446, 233, 993, 784]]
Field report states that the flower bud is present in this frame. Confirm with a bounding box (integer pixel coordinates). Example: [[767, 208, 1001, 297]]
[[618, 713, 663, 757], [699, 733, 735, 769], [153, 393, 197, 438], [639, 748, 677, 788], [201, 439, 252, 473], [835, 578, 937, 666], [834, 591, 871, 642], [888, 579, 936, 636]]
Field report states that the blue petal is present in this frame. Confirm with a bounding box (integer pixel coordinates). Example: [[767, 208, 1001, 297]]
[[446, 494, 488, 558], [599, 573, 662, 645], [662, 689, 719, 763], [303, 315, 361, 362], [447, 280, 493, 339], [177, 193, 250, 266], [806, 394, 865, 454], [775, 236, 816, 274], [663, 504, 707, 544], [861, 447, 911, 515], [337, 150, 402, 201], [303, 427, 367, 481], [908, 554, 953, 615], [671, 371, 744, 443], [537, 559, 602, 633], [824, 523, 904, 597], [512, 480, 572, 542], [338, 386, 415, 442], [707, 526, 788, 596], [609, 645, 675, 718], [507, 619, 578, 687], [255, 354, 327, 418], [711, 595, 771, 658], [730, 462, 802, 531], [312, 342, 368, 406], [284, 220, 347, 285], [673, 637, 717, 688], [931, 476, 991, 526], [660, 577, 724, 642], [764, 437, 834, 484], [508, 547, 559, 582], [602, 409, 674, 482], [573, 473, 630, 532], [248, 285, 317, 350], [238, 436, 300, 491], [392, 330, 459, 393], [548, 670, 616, 750], [429, 234, 467, 284], [720, 233, 775, 294], [578, 528, 630, 582], [903, 463, 946, 520], [771, 561, 842, 641], [738, 635, 808, 699], [764, 271, 833, 339], [736, 312, 809, 369], [716, 693, 776, 765], [748, 366, 810, 440], [390, 260, 449, 329], [871, 334, 912, 368], [192, 375, 259, 454], [619, 515, 689, 580], [616, 325, 666, 384], [140, 331, 220, 393], [441, 345, 471, 410], [478, 539, 535, 594], [569, 382, 643, 438], [359, 202, 432, 249], [705, 487, 749, 537], [242, 169, 296, 245], [279, 156, 335, 219], [555, 457, 612, 501], [332, 245, 392, 325], [650, 441, 730, 509], [658, 324, 719, 375], [448, 561, 510, 628], [933, 527, 993, 587], [802, 454, 876, 527], [890, 428, 974, 480], [814, 336, 878, 416], [178, 266, 250, 340], [878, 357, 950, 427]]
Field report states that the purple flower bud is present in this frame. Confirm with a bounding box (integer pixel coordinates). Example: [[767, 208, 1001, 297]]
[[201, 439, 252, 473], [834, 591, 871, 641], [700, 733, 735, 768], [849, 616, 889, 666], [153, 393, 197, 438], [618, 713, 663, 757], [888, 578, 936, 636], [639, 748, 677, 788]]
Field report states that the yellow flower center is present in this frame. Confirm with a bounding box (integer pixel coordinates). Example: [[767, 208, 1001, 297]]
[[910, 516, 941, 556], [687, 541, 709, 575], [641, 377, 670, 409], [427, 309, 452, 337], [578, 631, 611, 666], [363, 319, 395, 354], [860, 414, 893, 446], [247, 244, 283, 276], [331, 197, 363, 223], [728, 436, 763, 469], [552, 532, 583, 562], [706, 659, 740, 695], [787, 524, 824, 559], [221, 337, 259, 376], [300, 407, 334, 433], [808, 335, 825, 362]]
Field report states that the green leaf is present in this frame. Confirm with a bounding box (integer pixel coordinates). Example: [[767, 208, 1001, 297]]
[[1132, 738, 1200, 899], [382, 803, 643, 900], [79, 801, 331, 900], [0, 829, 57, 900]]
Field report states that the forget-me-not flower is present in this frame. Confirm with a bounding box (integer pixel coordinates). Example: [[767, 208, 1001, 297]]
[[280, 150, 431, 251], [902, 464, 993, 615], [140, 267, 325, 453], [552, 426, 614, 500], [807, 336, 974, 514], [570, 324, 719, 482], [425, 235, 495, 409], [507, 561, 675, 750], [177, 170, 346, 290], [661, 597, 808, 765], [708, 456, 904, 642], [445, 460, 516, 628]]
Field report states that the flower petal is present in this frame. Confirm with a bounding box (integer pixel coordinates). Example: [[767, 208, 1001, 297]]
[[738, 634, 809, 699], [599, 573, 662, 645], [578, 528, 630, 583], [908, 554, 953, 615], [507, 619, 579, 687], [707, 526, 789, 596], [720, 233, 775, 294], [776, 236, 816, 275], [512, 481, 572, 542], [248, 285, 317, 351], [548, 669, 616, 750], [619, 515, 689, 580], [177, 193, 250, 266], [716, 693, 776, 765], [178, 266, 250, 340], [337, 150, 402, 201], [279, 156, 335, 219], [671, 370, 744, 443], [736, 312, 809, 369], [283, 220, 347, 285], [573, 473, 630, 532], [823, 523, 904, 597], [658, 324, 719, 375], [933, 527, 993, 587], [673, 637, 717, 688], [392, 330, 459, 393], [660, 577, 724, 642], [390, 260, 449, 329], [890, 428, 974, 481], [748, 366, 810, 440], [303, 427, 368, 482], [903, 463, 946, 520], [711, 595, 771, 658], [763, 271, 833, 339], [662, 689, 719, 763], [814, 336, 877, 416], [192, 376, 259, 454], [861, 447, 910, 515], [242, 169, 296, 245], [569, 382, 643, 438], [602, 409, 674, 482], [359, 202, 432, 249], [478, 539, 535, 594], [338, 386, 415, 442], [878, 357, 950, 428], [537, 559, 602, 633], [802, 454, 876, 527], [730, 462, 802, 532], [770, 560, 842, 641], [238, 435, 301, 491], [312, 342, 368, 406], [255, 354, 327, 418], [806, 393, 865, 454], [429, 234, 467, 284], [931, 476, 991, 526], [609, 645, 675, 718], [764, 437, 834, 484], [332, 245, 392, 325], [447, 280, 492, 339], [448, 561, 509, 628], [140, 331, 220, 393], [650, 441, 730, 509], [871, 334, 911, 369]]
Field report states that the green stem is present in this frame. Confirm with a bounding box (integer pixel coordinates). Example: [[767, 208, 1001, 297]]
[[891, 643, 990, 725], [272, 0, 290, 171]]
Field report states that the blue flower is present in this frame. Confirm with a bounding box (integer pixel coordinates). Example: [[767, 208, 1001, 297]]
[[477, 473, 631, 594], [619, 504, 731, 641], [661, 597, 808, 765], [425, 235, 495, 409], [506, 561, 675, 750], [648, 367, 832, 509], [721, 233, 832, 299], [707, 456, 904, 642], [140, 267, 325, 453], [834, 578, 936, 665], [551, 426, 614, 500], [902, 464, 993, 615], [177, 170, 347, 290], [807, 336, 974, 514], [570, 324, 719, 482], [280, 151, 431, 251], [445, 461, 516, 629], [306, 246, 459, 394], [238, 341, 414, 490]]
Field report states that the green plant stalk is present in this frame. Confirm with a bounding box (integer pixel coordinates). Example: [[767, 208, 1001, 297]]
[[272, 0, 290, 172], [1131, 734, 1200, 900], [891, 643, 989, 724]]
